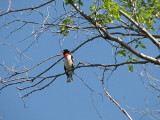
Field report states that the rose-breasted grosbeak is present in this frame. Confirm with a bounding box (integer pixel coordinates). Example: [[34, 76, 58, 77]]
[[62, 49, 74, 82]]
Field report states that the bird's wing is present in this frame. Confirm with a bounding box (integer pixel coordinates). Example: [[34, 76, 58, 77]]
[[64, 65, 69, 77], [71, 55, 74, 72]]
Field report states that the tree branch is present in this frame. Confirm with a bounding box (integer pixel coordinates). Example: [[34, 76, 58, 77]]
[[0, 0, 55, 17], [102, 86, 133, 120], [111, 32, 160, 38], [0, 60, 149, 91], [119, 10, 160, 48]]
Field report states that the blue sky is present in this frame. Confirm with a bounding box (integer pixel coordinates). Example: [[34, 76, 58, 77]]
[[0, 0, 160, 120]]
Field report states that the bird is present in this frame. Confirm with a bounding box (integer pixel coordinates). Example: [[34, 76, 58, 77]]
[[62, 49, 74, 82]]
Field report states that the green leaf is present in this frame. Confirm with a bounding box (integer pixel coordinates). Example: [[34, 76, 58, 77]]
[[76, 0, 83, 6], [65, 0, 75, 5], [60, 26, 67, 31], [116, 50, 127, 57], [132, 58, 138, 61], [65, 0, 70, 5], [135, 45, 139, 48], [128, 65, 133, 72], [139, 43, 147, 49], [62, 19, 75, 25], [141, 45, 147, 49], [89, 2, 97, 12]]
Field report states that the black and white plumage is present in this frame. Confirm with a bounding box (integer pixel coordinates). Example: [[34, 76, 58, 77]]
[[62, 49, 74, 82]]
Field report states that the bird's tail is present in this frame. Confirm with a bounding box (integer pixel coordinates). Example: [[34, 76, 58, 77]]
[[67, 76, 73, 82]]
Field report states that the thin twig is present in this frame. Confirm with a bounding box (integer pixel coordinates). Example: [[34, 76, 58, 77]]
[[0, 0, 55, 17]]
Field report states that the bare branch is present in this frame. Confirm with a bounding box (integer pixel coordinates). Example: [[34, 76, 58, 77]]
[[100, 69, 133, 120], [0, 0, 55, 17], [21, 77, 57, 98], [103, 87, 133, 120], [111, 32, 160, 38], [0, 60, 149, 91], [0, 43, 31, 60]]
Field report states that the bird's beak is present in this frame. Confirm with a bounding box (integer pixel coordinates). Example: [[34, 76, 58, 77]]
[[61, 50, 64, 56]]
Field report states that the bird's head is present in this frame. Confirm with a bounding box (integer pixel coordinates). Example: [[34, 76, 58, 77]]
[[62, 49, 70, 55]]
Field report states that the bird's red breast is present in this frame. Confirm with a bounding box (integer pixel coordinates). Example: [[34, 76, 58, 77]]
[[64, 53, 69, 58]]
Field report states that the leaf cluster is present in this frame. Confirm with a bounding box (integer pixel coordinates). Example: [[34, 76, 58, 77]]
[[89, 0, 121, 25], [59, 17, 75, 36], [116, 48, 139, 72], [121, 0, 160, 30]]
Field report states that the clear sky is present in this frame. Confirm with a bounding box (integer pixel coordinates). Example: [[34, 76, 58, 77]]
[[0, 0, 160, 120]]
